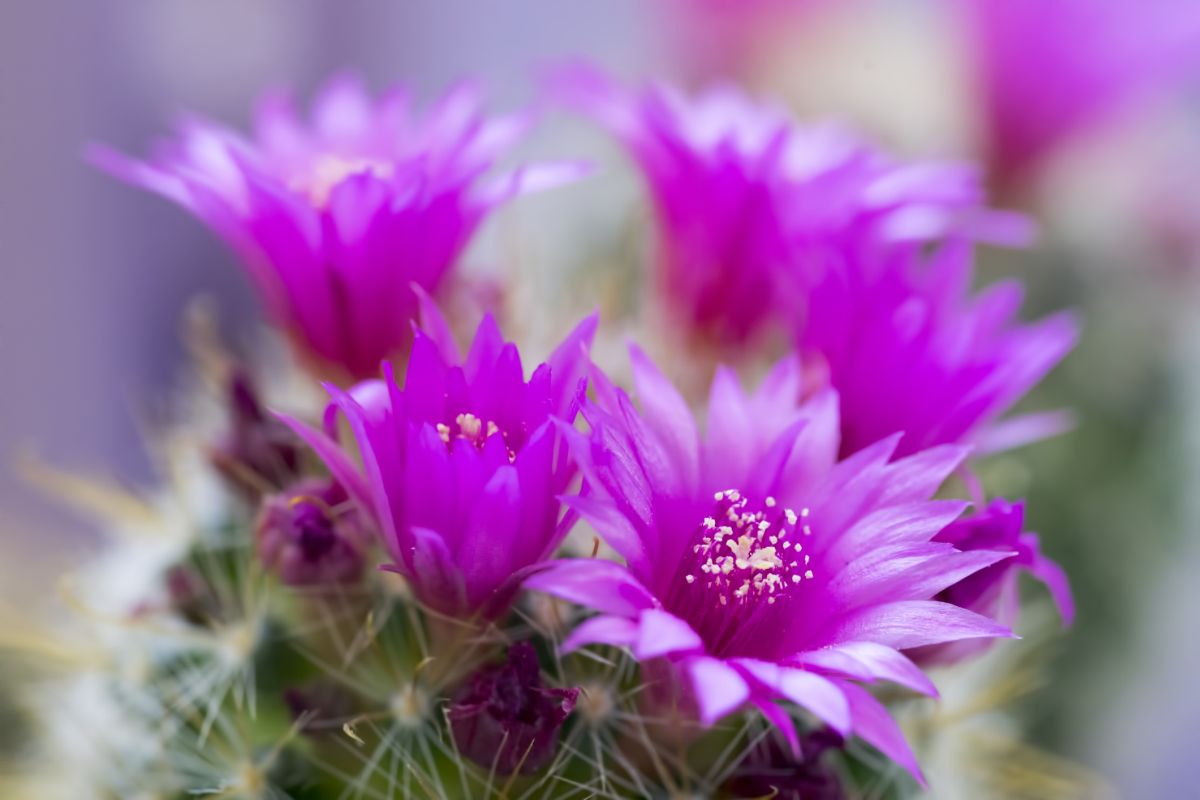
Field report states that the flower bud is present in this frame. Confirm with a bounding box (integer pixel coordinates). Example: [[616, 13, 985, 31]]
[[723, 728, 845, 800], [447, 642, 578, 774], [210, 371, 301, 495], [256, 478, 366, 586], [913, 498, 1073, 665]]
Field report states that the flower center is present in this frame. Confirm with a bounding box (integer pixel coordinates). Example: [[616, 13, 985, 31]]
[[435, 412, 519, 463], [667, 489, 814, 657], [295, 154, 395, 206], [437, 413, 499, 447]]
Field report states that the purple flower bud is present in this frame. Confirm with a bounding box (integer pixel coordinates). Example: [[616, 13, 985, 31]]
[[912, 498, 1074, 665], [210, 372, 302, 495], [447, 642, 578, 775], [255, 478, 366, 586], [723, 728, 846, 800]]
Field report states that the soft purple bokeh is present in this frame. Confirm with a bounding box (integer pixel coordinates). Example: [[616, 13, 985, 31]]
[[961, 0, 1200, 185]]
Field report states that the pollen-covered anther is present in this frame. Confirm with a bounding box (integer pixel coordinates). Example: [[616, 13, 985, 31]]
[[439, 413, 506, 452], [683, 489, 815, 607], [458, 412, 483, 439]]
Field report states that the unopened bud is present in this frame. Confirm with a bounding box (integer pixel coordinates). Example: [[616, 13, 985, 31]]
[[447, 642, 578, 774], [723, 728, 845, 800], [210, 371, 301, 495], [256, 478, 365, 586]]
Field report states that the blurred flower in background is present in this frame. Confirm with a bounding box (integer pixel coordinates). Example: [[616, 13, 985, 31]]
[[958, 0, 1200, 193], [91, 75, 585, 382], [556, 66, 1030, 352]]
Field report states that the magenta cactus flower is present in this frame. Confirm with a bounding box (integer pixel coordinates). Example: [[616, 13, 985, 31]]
[[801, 242, 1078, 458], [557, 66, 1029, 346], [90, 75, 586, 381], [526, 348, 1012, 782], [961, 0, 1200, 185], [280, 300, 597, 619]]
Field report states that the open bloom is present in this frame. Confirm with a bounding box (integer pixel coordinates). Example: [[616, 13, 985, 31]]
[[91, 75, 585, 381], [801, 242, 1077, 458], [557, 67, 1029, 346], [281, 300, 597, 618], [526, 348, 1011, 782], [961, 0, 1200, 185]]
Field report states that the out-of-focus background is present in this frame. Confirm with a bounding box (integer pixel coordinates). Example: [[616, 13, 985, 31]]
[[3, 1, 1199, 795]]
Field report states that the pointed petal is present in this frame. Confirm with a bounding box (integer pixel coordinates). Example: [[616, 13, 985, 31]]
[[412, 284, 461, 364], [464, 314, 506, 378], [561, 615, 639, 654], [1025, 539, 1075, 625], [753, 698, 801, 755], [456, 466, 522, 607], [878, 445, 970, 505], [476, 160, 594, 207], [828, 543, 1012, 607], [547, 313, 599, 419], [820, 600, 1013, 650], [793, 642, 937, 697], [827, 500, 970, 566], [734, 660, 851, 735], [627, 345, 699, 487], [840, 681, 926, 786], [523, 559, 658, 617], [975, 409, 1076, 454], [774, 388, 841, 496], [702, 365, 754, 488], [687, 656, 751, 725], [273, 412, 373, 517], [407, 525, 467, 616], [634, 609, 704, 660]]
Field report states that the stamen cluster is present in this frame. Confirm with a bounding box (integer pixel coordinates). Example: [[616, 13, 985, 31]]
[[683, 489, 812, 609]]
